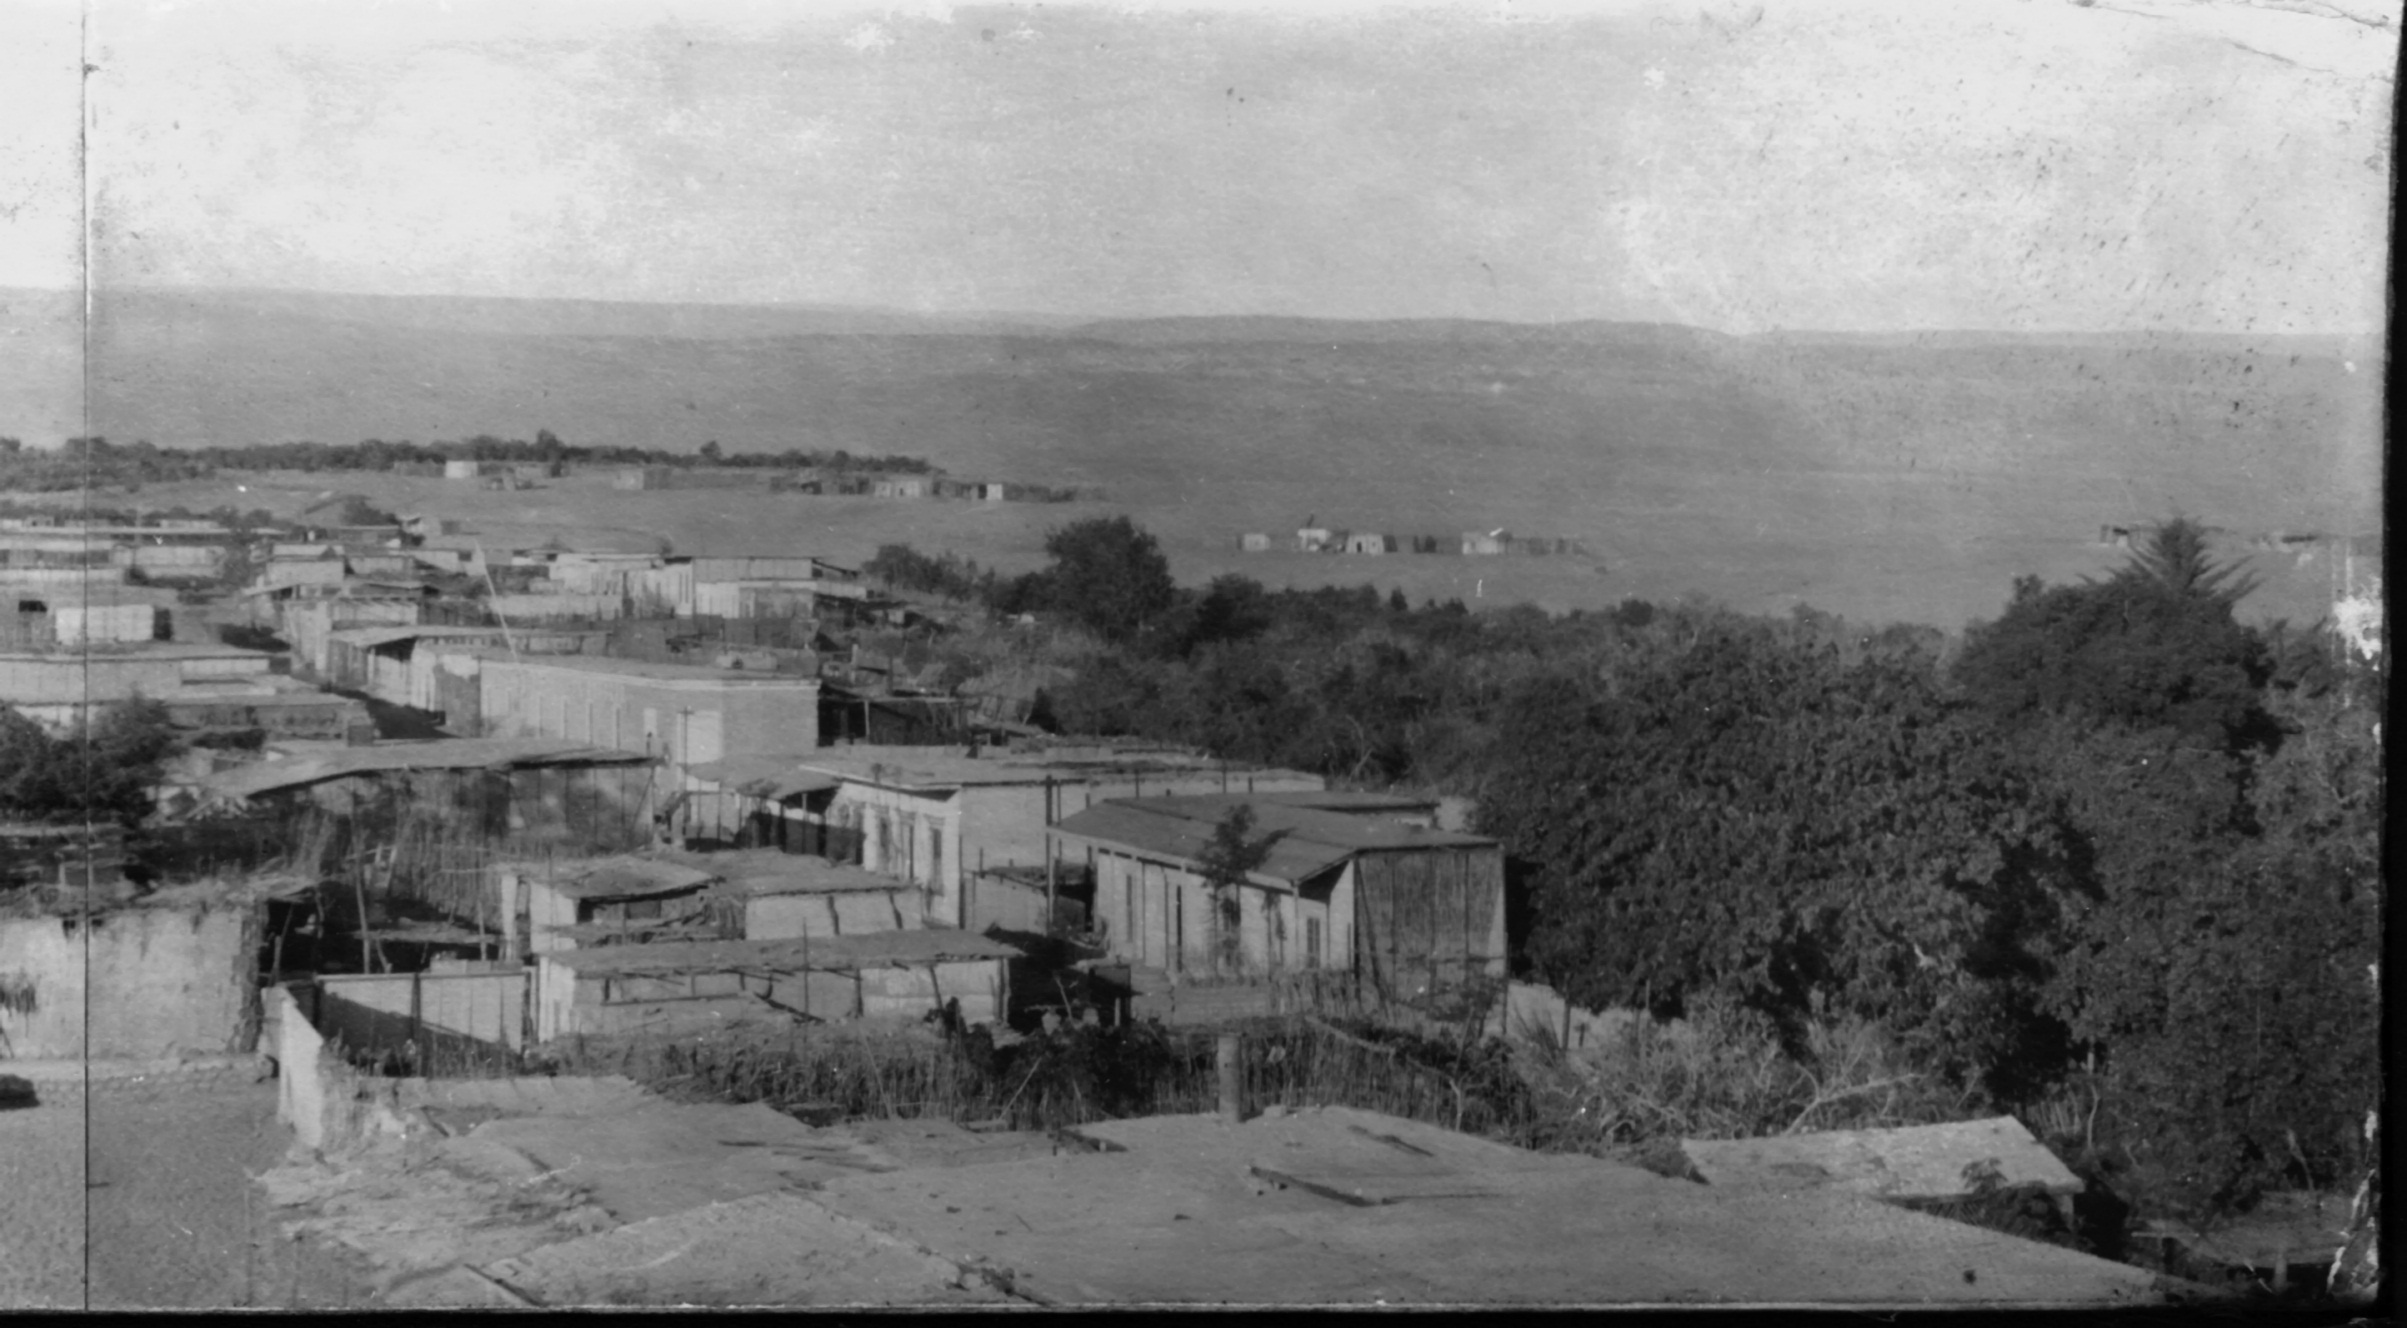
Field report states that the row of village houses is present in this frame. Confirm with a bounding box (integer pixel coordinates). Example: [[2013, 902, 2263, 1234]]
[[430, 457, 1087, 501], [1, 510, 1508, 1057], [1249, 525, 1590, 556]]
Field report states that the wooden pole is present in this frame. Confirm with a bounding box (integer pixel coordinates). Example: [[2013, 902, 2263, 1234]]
[[353, 851, 374, 974], [1217, 1033, 1245, 1123]]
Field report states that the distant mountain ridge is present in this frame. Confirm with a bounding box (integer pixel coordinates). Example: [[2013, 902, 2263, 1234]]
[[14, 284, 2383, 354]]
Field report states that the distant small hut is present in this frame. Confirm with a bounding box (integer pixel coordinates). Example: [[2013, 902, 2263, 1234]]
[[1239, 532, 1272, 553]]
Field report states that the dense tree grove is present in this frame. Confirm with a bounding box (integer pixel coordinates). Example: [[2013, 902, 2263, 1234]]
[[884, 516, 2380, 1224], [0, 700, 183, 826]]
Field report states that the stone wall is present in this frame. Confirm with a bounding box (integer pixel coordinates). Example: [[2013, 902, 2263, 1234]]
[[0, 904, 259, 1060]]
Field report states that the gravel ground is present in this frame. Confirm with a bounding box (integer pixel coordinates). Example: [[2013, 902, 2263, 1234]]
[[0, 1068, 377, 1310], [0, 1089, 87, 1308]]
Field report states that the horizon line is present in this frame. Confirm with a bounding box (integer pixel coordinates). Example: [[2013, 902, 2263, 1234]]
[[0, 281, 2386, 343]]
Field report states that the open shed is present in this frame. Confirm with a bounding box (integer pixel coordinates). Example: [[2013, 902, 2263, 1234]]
[[506, 854, 721, 957]]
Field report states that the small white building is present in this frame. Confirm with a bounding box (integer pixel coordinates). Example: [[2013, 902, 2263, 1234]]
[[259, 557, 350, 591], [1344, 532, 1396, 556], [51, 599, 165, 648], [1238, 533, 1272, 553]]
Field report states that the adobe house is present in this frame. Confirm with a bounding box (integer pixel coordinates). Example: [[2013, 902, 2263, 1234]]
[[1462, 529, 1510, 556], [1344, 532, 1396, 556], [1238, 533, 1272, 553], [1295, 526, 1336, 553], [0, 873, 308, 1061], [1051, 793, 1506, 992], [471, 651, 821, 763]]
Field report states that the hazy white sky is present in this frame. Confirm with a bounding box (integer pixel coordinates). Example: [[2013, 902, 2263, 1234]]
[[0, 0, 2395, 332]]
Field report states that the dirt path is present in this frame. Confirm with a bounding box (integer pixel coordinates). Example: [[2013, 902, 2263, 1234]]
[[0, 1068, 377, 1309]]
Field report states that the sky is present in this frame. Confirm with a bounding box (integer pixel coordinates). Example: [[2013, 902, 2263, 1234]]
[[0, 0, 2394, 334]]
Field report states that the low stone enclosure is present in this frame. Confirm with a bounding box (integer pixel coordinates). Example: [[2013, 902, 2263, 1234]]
[[0, 888, 272, 1061]]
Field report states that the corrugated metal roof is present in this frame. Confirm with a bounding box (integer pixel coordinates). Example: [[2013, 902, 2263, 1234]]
[[1214, 790, 1440, 814], [327, 624, 509, 650], [525, 855, 718, 901], [661, 849, 914, 897], [481, 653, 822, 685], [1051, 801, 1352, 884], [201, 738, 652, 800], [684, 756, 840, 801], [792, 745, 1319, 791], [544, 928, 1020, 977], [1052, 797, 1495, 886]]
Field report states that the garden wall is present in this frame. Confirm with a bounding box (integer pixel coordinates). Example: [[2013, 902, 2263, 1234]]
[[0, 903, 259, 1060]]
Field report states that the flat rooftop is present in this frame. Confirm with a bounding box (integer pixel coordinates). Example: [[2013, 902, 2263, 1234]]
[[793, 1105, 2183, 1308], [542, 928, 1020, 977], [327, 624, 514, 649], [659, 848, 918, 897], [461, 649, 822, 686], [202, 737, 651, 800], [517, 854, 719, 902], [790, 744, 1322, 791], [260, 1078, 2200, 1310], [0, 641, 277, 663]]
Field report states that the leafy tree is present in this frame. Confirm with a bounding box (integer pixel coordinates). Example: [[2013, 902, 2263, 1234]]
[[2027, 687, 2382, 1216], [1476, 626, 2075, 1090], [334, 495, 399, 528], [2121, 517, 2261, 607], [0, 699, 180, 826], [1037, 516, 1177, 646], [1195, 805, 1278, 975], [1185, 574, 1275, 651], [1954, 519, 2271, 746], [0, 707, 74, 820]]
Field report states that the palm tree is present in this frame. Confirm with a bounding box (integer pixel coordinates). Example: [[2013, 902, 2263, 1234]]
[[2113, 516, 2261, 608]]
